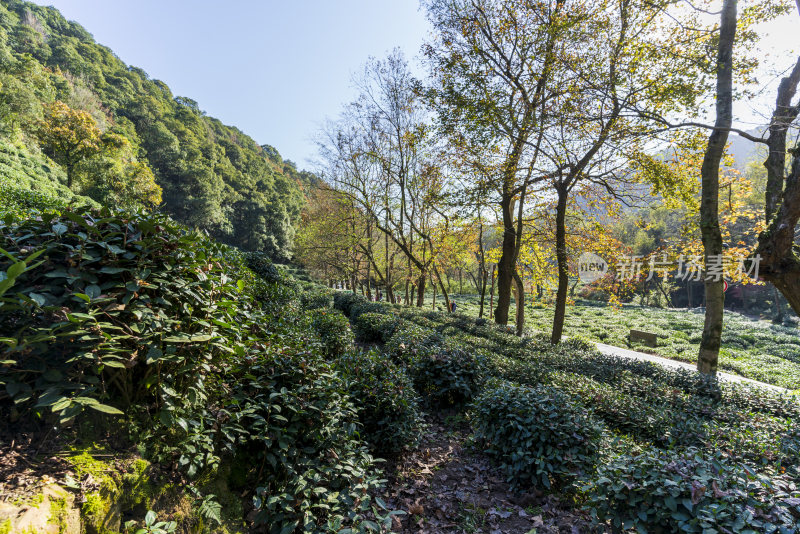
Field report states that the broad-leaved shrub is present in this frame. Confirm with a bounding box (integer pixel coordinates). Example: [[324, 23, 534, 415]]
[[472, 380, 602, 490]]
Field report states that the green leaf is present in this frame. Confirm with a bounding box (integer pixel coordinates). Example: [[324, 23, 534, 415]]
[[87, 403, 124, 415], [99, 267, 127, 274], [145, 510, 157, 527], [7, 261, 26, 280], [163, 334, 213, 343], [52, 222, 68, 235], [85, 284, 102, 298], [28, 292, 47, 306]]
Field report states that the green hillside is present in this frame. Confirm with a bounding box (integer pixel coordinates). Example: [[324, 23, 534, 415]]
[[0, 0, 315, 259]]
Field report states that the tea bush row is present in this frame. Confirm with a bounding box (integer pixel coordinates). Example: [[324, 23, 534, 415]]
[[337, 295, 800, 532], [0, 210, 387, 532]]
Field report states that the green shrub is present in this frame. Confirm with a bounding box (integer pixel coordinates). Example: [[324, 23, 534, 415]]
[[0, 209, 383, 532], [234, 351, 381, 531], [245, 251, 299, 309], [0, 209, 252, 422], [384, 324, 444, 364], [309, 307, 354, 357], [300, 287, 333, 310], [472, 380, 602, 490], [407, 344, 485, 406], [335, 349, 423, 454], [583, 447, 800, 533], [333, 291, 366, 316], [353, 311, 403, 343], [349, 299, 385, 321]]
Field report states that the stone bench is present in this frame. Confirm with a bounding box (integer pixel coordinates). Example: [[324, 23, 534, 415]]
[[630, 329, 658, 347]]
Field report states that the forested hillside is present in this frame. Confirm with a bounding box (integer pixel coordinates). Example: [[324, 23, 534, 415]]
[[0, 0, 315, 259]]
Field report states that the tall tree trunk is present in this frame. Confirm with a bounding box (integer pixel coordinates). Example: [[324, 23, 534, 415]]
[[416, 273, 426, 307], [489, 265, 496, 319], [434, 266, 451, 313], [764, 58, 800, 221], [479, 270, 487, 318], [754, 56, 800, 315], [551, 186, 570, 344], [513, 271, 525, 335], [494, 191, 515, 324], [366, 260, 372, 300], [698, 0, 737, 375]]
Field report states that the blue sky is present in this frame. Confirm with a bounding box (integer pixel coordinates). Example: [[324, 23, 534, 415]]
[[31, 1, 798, 169], [32, 1, 431, 168]]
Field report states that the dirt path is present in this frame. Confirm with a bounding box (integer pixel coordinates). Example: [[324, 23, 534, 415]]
[[594, 342, 792, 393], [375, 414, 594, 534]]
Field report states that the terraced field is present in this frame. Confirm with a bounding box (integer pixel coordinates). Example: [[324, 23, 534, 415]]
[[422, 294, 800, 390]]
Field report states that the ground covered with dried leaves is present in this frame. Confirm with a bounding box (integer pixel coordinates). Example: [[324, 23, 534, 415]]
[[374, 413, 595, 534]]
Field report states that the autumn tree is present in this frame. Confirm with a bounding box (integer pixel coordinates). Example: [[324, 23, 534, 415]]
[[37, 100, 104, 188], [320, 51, 455, 308], [751, 8, 800, 315], [78, 133, 162, 208], [423, 0, 569, 328], [295, 184, 368, 288]]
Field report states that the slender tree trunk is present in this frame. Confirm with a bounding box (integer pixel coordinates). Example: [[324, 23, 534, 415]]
[[434, 266, 451, 313], [551, 186, 570, 344], [698, 0, 737, 374], [773, 285, 784, 321], [754, 56, 800, 315], [495, 192, 515, 324], [489, 265, 496, 320], [479, 270, 487, 318], [66, 161, 75, 190], [513, 271, 525, 335], [416, 273, 426, 307], [366, 261, 372, 300], [764, 58, 800, 221], [432, 275, 437, 309]]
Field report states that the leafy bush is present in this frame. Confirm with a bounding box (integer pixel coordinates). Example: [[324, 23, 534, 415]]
[[0, 209, 249, 422], [245, 251, 299, 309], [300, 287, 333, 310], [335, 349, 423, 454], [584, 447, 800, 533], [349, 299, 385, 321], [333, 291, 366, 317], [352, 311, 403, 343], [233, 351, 381, 531], [472, 380, 602, 490], [310, 307, 354, 357], [407, 344, 485, 407], [0, 209, 383, 532], [384, 324, 444, 364]]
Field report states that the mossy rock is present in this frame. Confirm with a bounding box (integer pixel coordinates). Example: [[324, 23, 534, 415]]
[[0, 485, 80, 534], [66, 450, 122, 534], [2, 450, 241, 534]]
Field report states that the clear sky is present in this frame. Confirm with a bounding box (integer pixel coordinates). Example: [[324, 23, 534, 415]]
[[30, 1, 799, 168], [31, 1, 431, 168]]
